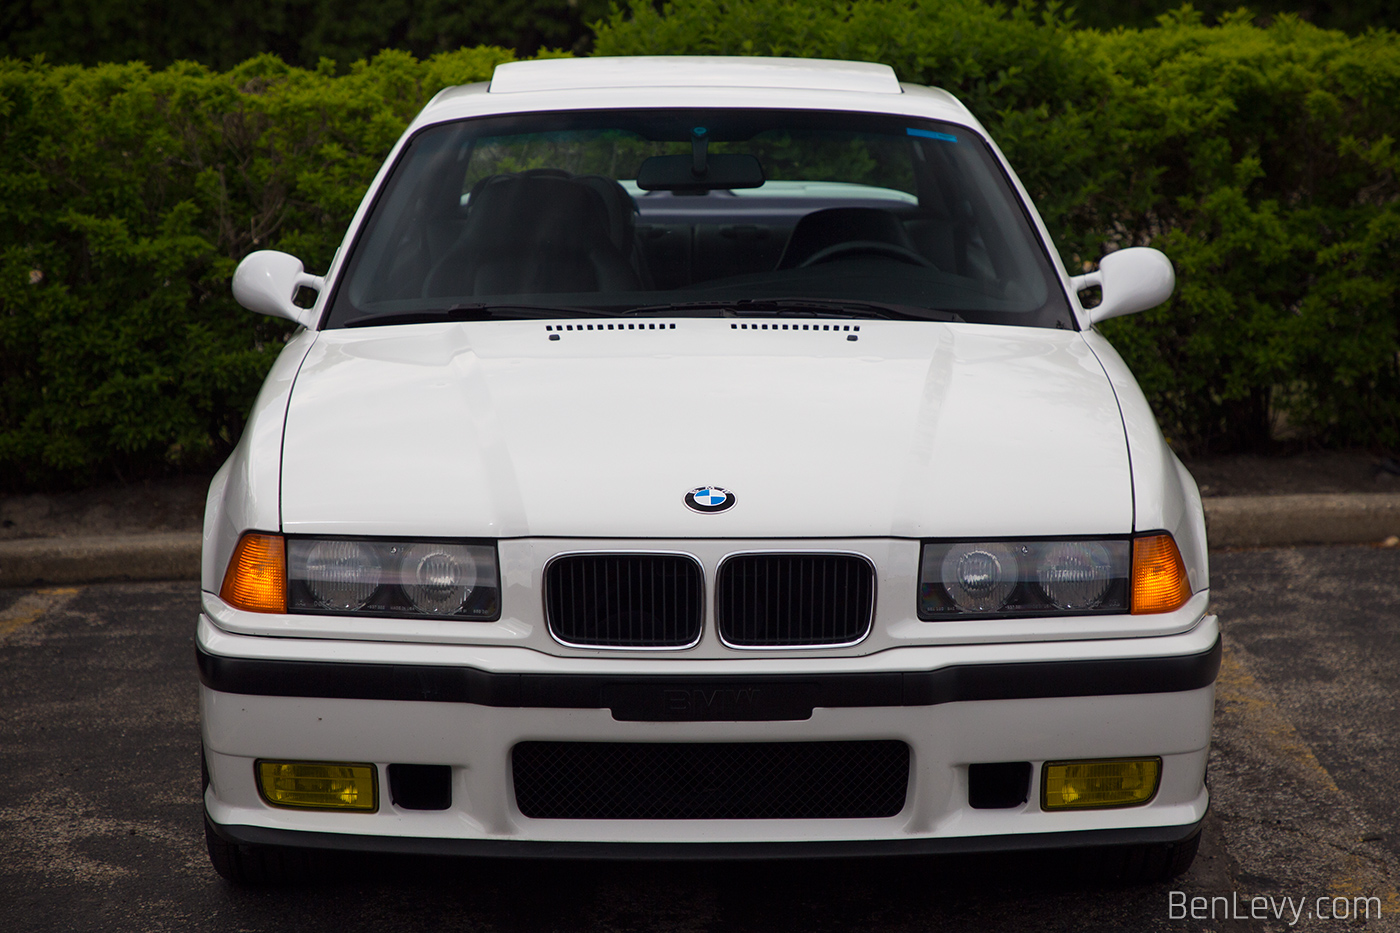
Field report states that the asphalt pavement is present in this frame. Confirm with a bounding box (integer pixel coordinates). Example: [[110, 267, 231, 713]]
[[1, 546, 1398, 932]]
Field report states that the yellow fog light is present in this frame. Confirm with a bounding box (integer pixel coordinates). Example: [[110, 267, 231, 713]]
[[256, 760, 378, 812], [1041, 758, 1161, 810]]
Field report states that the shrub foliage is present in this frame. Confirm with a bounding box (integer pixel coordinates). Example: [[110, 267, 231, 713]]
[[0, 1, 610, 69], [3, 2, 1398, 489], [0, 48, 520, 489]]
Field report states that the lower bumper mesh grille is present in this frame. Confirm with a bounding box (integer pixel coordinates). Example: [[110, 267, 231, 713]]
[[512, 740, 910, 819]]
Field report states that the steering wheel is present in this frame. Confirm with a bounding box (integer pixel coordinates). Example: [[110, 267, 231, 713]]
[[798, 240, 933, 268]]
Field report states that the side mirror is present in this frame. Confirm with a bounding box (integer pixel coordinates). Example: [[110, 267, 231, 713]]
[[232, 250, 325, 329], [1070, 247, 1175, 325]]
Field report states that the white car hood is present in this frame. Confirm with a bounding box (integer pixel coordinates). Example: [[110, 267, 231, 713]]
[[280, 319, 1132, 538]]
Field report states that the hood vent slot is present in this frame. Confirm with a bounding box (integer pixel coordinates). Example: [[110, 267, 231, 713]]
[[545, 322, 677, 340], [731, 322, 859, 341], [542, 321, 860, 340], [730, 322, 858, 332]]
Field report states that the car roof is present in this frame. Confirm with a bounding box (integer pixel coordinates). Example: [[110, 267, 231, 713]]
[[414, 56, 981, 132], [488, 56, 903, 95]]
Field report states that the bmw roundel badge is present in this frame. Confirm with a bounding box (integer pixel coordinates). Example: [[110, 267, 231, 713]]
[[684, 486, 736, 514]]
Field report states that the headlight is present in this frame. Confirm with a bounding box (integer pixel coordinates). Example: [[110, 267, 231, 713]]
[[299, 539, 381, 611], [400, 542, 481, 614], [918, 534, 1191, 619], [939, 542, 1019, 612], [1036, 540, 1115, 610], [283, 536, 499, 620]]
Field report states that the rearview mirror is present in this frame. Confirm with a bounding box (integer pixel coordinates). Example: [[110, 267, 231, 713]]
[[1071, 247, 1175, 325], [636, 153, 765, 191], [232, 250, 324, 328]]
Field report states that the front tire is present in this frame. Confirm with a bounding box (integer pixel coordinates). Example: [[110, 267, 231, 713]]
[[202, 744, 324, 885], [204, 815, 324, 885]]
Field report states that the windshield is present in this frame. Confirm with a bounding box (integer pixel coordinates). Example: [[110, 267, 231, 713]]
[[326, 109, 1073, 328]]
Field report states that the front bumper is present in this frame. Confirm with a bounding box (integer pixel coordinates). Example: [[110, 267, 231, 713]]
[[206, 816, 1205, 860], [198, 612, 1218, 854]]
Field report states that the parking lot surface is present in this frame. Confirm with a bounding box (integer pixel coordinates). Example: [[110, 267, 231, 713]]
[[1, 546, 1397, 932]]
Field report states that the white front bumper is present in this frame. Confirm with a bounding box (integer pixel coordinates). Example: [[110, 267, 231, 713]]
[[199, 613, 1216, 849]]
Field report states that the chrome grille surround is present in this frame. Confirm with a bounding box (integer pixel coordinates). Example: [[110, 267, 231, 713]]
[[715, 551, 877, 649], [543, 551, 705, 649]]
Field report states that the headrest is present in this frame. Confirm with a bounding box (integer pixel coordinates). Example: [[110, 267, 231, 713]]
[[464, 173, 614, 251]]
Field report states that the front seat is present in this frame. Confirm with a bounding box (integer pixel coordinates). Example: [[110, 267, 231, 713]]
[[424, 172, 642, 298]]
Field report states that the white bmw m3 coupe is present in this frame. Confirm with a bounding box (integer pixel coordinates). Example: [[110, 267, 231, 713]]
[[199, 55, 1215, 883]]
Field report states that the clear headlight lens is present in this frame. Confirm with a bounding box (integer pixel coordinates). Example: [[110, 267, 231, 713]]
[[287, 537, 499, 620], [400, 542, 479, 614], [299, 539, 381, 611], [1036, 541, 1114, 610], [941, 542, 1019, 611], [919, 538, 1132, 619]]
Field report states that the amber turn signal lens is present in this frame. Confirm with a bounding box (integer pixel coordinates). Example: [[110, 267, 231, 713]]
[[221, 533, 287, 613], [1131, 534, 1191, 614]]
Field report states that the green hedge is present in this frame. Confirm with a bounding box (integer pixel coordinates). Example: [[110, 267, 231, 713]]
[[1066, 0, 1400, 33], [0, 47, 529, 489], [0, 1, 612, 70], [3, 2, 1399, 491]]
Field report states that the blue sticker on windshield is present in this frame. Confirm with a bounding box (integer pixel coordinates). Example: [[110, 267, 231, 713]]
[[907, 128, 957, 142]]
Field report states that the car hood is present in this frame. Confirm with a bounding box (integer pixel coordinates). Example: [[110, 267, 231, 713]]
[[280, 319, 1132, 538]]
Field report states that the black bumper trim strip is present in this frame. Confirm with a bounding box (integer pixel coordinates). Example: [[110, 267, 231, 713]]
[[206, 812, 1204, 861], [195, 635, 1220, 711]]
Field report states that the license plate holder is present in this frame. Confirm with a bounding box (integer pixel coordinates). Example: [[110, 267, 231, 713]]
[[604, 682, 819, 722]]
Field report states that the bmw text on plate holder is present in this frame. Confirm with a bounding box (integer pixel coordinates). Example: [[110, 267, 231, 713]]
[[684, 486, 736, 513]]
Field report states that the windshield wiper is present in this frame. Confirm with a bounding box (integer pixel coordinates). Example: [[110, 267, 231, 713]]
[[623, 298, 963, 323], [343, 304, 618, 328]]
